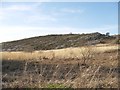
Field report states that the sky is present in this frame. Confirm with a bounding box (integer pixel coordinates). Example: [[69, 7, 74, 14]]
[[0, 2, 118, 42]]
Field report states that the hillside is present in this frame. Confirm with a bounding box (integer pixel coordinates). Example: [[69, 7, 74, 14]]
[[2, 42, 119, 88], [2, 32, 119, 88], [2, 32, 119, 51]]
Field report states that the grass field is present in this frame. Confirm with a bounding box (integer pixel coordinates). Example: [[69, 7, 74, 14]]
[[2, 44, 119, 88], [2, 44, 118, 61]]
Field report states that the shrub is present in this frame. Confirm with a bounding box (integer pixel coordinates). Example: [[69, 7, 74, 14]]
[[80, 47, 95, 65]]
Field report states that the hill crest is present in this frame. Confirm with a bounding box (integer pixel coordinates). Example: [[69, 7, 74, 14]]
[[2, 32, 119, 52]]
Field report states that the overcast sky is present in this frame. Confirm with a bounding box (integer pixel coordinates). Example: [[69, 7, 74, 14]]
[[0, 2, 118, 42]]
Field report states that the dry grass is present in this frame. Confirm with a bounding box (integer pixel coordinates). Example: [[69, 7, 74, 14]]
[[2, 44, 118, 61], [2, 44, 119, 88], [2, 63, 118, 88]]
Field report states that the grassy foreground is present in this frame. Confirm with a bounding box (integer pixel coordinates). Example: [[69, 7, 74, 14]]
[[2, 44, 119, 88]]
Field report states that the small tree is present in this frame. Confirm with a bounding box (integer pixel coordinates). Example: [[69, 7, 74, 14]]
[[106, 32, 110, 36], [80, 47, 95, 65], [69, 32, 73, 35]]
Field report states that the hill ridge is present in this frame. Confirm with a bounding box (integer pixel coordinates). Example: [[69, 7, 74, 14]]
[[2, 32, 119, 51]]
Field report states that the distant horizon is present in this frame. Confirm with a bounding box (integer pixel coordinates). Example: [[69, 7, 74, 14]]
[[0, 2, 118, 42], [1, 31, 118, 43]]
